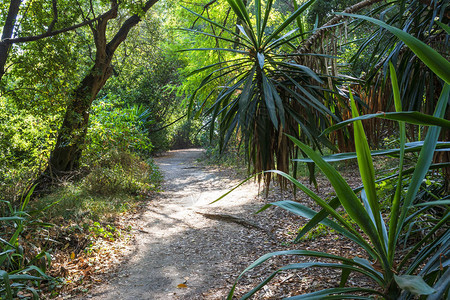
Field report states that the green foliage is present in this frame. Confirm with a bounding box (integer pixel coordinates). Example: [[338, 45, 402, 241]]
[[0, 188, 54, 299], [36, 151, 162, 222], [0, 98, 58, 200], [307, 0, 360, 25], [342, 12, 450, 85], [184, 0, 341, 183], [298, 223, 334, 241], [101, 18, 188, 154], [228, 27, 450, 298], [2, 0, 93, 117], [85, 97, 154, 160], [4, 33, 86, 116], [89, 222, 119, 242], [230, 85, 449, 300], [348, 0, 449, 113], [0, 104, 55, 168], [170, 118, 202, 150], [83, 150, 160, 196]]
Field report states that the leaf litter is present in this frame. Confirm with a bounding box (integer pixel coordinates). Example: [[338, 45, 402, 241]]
[[39, 149, 377, 299]]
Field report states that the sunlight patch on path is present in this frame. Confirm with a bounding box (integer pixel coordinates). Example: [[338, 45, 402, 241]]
[[86, 149, 262, 300]]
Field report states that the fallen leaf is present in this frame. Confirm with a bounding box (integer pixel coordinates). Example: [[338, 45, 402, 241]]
[[177, 283, 188, 288], [70, 252, 75, 260]]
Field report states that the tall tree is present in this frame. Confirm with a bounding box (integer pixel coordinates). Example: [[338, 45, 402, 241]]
[[46, 0, 159, 175]]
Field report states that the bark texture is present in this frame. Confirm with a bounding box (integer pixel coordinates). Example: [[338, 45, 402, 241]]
[[0, 0, 21, 81], [47, 0, 159, 174]]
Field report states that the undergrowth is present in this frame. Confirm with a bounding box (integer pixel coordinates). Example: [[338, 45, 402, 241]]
[[0, 149, 162, 298], [35, 149, 162, 222]]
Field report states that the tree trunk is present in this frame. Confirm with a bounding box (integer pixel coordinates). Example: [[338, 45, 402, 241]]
[[48, 62, 113, 172], [45, 0, 159, 176], [0, 0, 21, 81]]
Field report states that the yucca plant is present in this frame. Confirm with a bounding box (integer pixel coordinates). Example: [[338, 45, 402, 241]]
[[182, 0, 342, 184], [227, 16, 450, 300]]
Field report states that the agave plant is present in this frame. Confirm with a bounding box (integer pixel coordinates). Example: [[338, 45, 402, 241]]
[[227, 16, 450, 300], [182, 0, 343, 184]]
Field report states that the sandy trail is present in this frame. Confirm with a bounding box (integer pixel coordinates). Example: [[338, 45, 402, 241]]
[[86, 149, 265, 299]]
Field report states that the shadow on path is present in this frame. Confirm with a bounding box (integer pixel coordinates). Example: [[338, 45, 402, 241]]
[[86, 149, 271, 299]]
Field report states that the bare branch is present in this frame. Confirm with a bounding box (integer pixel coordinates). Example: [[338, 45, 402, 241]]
[[148, 114, 187, 133], [0, 86, 49, 97], [191, 0, 218, 28], [220, 7, 231, 35], [89, 0, 96, 18], [75, 0, 94, 32]]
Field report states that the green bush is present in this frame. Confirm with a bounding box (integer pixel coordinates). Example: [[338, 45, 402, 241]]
[[230, 89, 449, 300], [0, 99, 58, 201], [184, 0, 336, 181], [170, 118, 202, 150], [84, 96, 154, 162], [229, 82, 449, 300], [34, 149, 162, 222], [83, 150, 160, 196], [33, 149, 162, 221]]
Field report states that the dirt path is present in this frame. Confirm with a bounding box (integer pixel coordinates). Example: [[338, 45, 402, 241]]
[[86, 149, 269, 299]]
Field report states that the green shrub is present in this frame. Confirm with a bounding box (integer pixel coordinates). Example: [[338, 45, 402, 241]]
[[88, 222, 119, 242], [83, 150, 160, 196], [84, 96, 154, 162], [298, 223, 335, 241], [35, 150, 162, 222], [0, 99, 58, 201]]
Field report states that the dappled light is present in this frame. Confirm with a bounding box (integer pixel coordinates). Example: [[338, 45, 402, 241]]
[[1, 0, 448, 299]]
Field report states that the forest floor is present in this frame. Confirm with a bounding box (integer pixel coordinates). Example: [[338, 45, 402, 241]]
[[64, 148, 375, 299]]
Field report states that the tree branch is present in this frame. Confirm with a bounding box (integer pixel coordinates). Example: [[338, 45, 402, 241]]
[[0, 0, 22, 78], [93, 1, 118, 60], [1, 4, 118, 44], [89, 0, 96, 18], [75, 0, 93, 32], [106, 0, 159, 54], [297, 0, 384, 54], [191, 0, 218, 29], [148, 114, 187, 133]]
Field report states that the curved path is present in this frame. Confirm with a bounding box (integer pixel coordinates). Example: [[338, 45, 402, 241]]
[[86, 149, 266, 299]]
